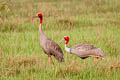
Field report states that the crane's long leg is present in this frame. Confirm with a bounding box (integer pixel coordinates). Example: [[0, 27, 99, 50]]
[[82, 60, 86, 64], [48, 56, 53, 65]]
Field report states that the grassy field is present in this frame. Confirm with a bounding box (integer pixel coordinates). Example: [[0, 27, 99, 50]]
[[0, 0, 120, 80]]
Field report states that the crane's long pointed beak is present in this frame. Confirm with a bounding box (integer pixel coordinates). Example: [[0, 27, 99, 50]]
[[59, 38, 64, 43], [32, 16, 39, 21]]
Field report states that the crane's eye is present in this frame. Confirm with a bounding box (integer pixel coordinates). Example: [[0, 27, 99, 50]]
[[65, 39, 67, 41]]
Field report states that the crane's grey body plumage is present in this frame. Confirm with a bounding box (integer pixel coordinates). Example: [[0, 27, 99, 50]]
[[65, 43, 104, 59], [39, 24, 64, 62]]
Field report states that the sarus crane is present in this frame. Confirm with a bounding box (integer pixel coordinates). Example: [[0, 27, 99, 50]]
[[33, 13, 64, 65], [60, 36, 104, 61]]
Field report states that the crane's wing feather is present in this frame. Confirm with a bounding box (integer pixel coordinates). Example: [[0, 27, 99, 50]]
[[71, 44, 97, 51], [46, 40, 64, 62], [70, 44, 104, 58]]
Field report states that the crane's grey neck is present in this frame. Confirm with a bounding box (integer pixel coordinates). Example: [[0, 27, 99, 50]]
[[64, 44, 71, 53], [39, 24, 48, 40], [39, 24, 44, 34]]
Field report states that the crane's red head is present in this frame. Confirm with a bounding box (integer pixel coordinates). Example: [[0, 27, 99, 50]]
[[37, 13, 43, 24], [64, 36, 69, 45]]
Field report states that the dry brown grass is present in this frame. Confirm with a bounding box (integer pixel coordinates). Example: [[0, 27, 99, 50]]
[[54, 61, 80, 77], [0, 54, 45, 76], [0, 48, 2, 60], [58, 19, 75, 27]]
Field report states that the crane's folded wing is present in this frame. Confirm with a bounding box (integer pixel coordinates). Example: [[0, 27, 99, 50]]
[[71, 44, 97, 51], [46, 40, 64, 62]]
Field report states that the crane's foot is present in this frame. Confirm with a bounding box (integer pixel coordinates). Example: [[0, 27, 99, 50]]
[[48, 57, 53, 66]]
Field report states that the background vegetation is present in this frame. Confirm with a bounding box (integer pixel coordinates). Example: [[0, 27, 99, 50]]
[[0, 0, 120, 80]]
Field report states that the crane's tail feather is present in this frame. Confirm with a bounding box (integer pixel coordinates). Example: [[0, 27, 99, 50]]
[[88, 48, 105, 60]]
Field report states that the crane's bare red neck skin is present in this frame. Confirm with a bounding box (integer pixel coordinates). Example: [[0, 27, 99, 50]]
[[38, 13, 43, 24], [64, 36, 69, 45]]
